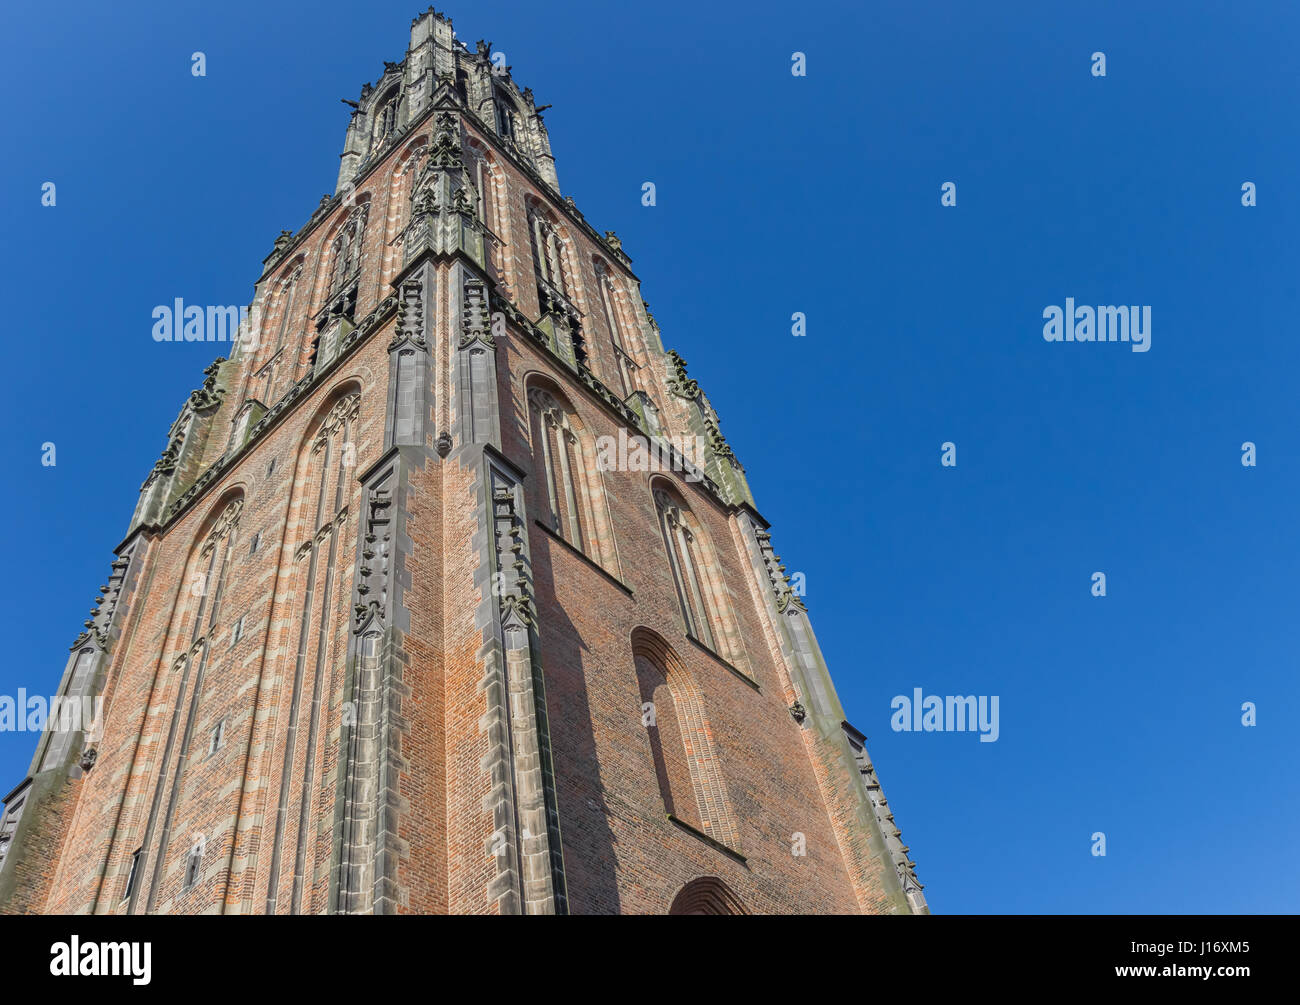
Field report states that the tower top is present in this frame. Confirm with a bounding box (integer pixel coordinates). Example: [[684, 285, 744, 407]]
[[336, 7, 559, 197]]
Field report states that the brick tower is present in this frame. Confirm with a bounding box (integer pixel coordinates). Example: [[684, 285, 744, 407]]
[[0, 8, 925, 915]]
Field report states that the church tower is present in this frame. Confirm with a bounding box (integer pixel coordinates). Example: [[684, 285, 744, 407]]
[[0, 8, 925, 915]]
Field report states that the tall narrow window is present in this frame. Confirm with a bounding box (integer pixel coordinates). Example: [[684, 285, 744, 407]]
[[631, 628, 739, 849], [473, 154, 491, 228], [495, 94, 518, 142], [596, 259, 637, 395], [182, 835, 205, 891], [274, 267, 301, 352], [529, 387, 590, 550], [135, 493, 243, 914], [122, 848, 142, 900], [328, 208, 367, 298], [374, 90, 398, 146], [265, 389, 362, 915], [526, 384, 619, 575], [207, 719, 226, 757], [636, 650, 700, 826], [653, 487, 720, 653], [527, 202, 567, 299]]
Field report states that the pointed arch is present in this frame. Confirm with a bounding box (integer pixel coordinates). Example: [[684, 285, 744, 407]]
[[649, 478, 748, 673], [324, 199, 370, 301], [525, 375, 620, 576], [132, 487, 245, 913], [263, 382, 364, 914], [524, 195, 577, 304], [252, 255, 306, 405], [593, 256, 642, 396], [669, 876, 748, 915], [493, 85, 522, 145], [464, 137, 502, 234], [381, 136, 429, 288], [370, 86, 400, 151], [631, 628, 738, 849]]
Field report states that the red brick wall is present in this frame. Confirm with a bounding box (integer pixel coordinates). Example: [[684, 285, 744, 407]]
[[13, 107, 898, 916]]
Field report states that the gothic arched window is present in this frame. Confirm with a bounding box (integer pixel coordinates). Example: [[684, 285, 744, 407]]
[[274, 267, 302, 352], [373, 90, 399, 147], [471, 150, 494, 230], [595, 258, 638, 396], [527, 384, 618, 573], [130, 492, 243, 914], [632, 628, 738, 849], [327, 207, 368, 298], [264, 387, 362, 914], [526, 200, 568, 299], [653, 486, 719, 652], [494, 92, 519, 143]]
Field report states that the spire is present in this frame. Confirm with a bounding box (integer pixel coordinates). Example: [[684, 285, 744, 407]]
[[336, 7, 560, 196]]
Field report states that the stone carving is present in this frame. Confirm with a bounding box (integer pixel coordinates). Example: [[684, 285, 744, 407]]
[[391, 279, 428, 350], [425, 112, 463, 170], [459, 277, 492, 349], [665, 349, 700, 401], [491, 485, 531, 630], [187, 359, 227, 413], [353, 482, 393, 634], [152, 437, 182, 475], [755, 529, 807, 615], [70, 547, 135, 651], [315, 391, 361, 447]]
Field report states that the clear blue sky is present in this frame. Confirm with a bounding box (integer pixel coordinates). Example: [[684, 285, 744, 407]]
[[2, 0, 1296, 914]]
